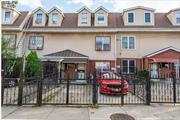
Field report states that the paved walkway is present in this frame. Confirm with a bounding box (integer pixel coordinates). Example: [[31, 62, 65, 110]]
[[1, 104, 180, 120]]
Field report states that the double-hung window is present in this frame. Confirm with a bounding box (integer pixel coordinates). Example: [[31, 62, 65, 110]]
[[176, 12, 180, 24], [36, 13, 43, 24], [122, 60, 135, 74], [2, 34, 16, 48], [95, 37, 110, 51], [97, 13, 105, 24], [52, 13, 58, 24], [95, 62, 110, 74], [81, 12, 88, 24], [128, 12, 134, 23], [5, 11, 11, 22], [121, 36, 135, 49], [29, 36, 44, 50], [145, 13, 151, 23]]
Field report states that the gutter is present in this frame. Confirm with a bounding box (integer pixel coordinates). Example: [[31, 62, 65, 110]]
[[24, 28, 180, 33]]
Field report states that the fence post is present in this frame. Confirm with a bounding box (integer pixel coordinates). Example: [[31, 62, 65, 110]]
[[1, 69, 4, 105], [173, 73, 176, 104], [66, 74, 69, 104], [146, 73, 151, 105], [37, 76, 43, 106], [18, 57, 25, 106], [133, 78, 136, 95], [121, 75, 124, 106], [93, 72, 97, 105]]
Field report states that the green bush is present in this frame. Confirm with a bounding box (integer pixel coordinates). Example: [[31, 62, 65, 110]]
[[25, 51, 43, 77], [137, 69, 149, 78]]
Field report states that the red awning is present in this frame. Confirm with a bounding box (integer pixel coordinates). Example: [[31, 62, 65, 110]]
[[149, 58, 179, 63]]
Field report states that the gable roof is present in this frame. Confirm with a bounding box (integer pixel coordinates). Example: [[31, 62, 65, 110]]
[[167, 7, 180, 15], [48, 6, 64, 16], [123, 6, 155, 12], [94, 6, 109, 13], [44, 49, 88, 58], [77, 6, 92, 13], [3, 6, 21, 14], [145, 46, 180, 57], [32, 7, 47, 14], [2, 11, 29, 29]]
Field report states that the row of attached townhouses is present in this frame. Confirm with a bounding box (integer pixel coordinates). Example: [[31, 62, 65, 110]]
[[2, 5, 180, 80]]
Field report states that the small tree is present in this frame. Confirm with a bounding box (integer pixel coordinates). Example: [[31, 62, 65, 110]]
[[25, 51, 43, 77], [137, 69, 149, 78]]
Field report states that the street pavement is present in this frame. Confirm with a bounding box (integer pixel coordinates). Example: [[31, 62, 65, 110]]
[[1, 104, 180, 120]]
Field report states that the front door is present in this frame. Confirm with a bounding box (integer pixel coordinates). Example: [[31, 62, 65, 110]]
[[67, 64, 76, 80]]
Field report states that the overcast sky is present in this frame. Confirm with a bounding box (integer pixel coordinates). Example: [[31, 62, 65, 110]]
[[15, 0, 180, 12]]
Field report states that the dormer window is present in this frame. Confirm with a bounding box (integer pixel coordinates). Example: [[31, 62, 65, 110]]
[[5, 11, 11, 22], [145, 13, 151, 23], [128, 12, 134, 23], [36, 13, 43, 24], [176, 12, 180, 24], [52, 13, 58, 24], [81, 12, 88, 24], [97, 13, 105, 24]]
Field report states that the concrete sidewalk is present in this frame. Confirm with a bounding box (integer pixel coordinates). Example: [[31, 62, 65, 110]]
[[1, 104, 180, 120]]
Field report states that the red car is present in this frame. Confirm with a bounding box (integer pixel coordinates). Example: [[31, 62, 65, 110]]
[[98, 71, 129, 95]]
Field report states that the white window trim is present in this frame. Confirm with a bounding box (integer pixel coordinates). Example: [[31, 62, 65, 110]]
[[175, 12, 180, 24], [36, 13, 43, 24], [81, 12, 88, 24], [97, 13, 105, 24], [122, 59, 136, 74], [4, 11, 11, 24], [52, 12, 59, 24], [144, 12, 152, 23], [127, 12, 135, 23], [121, 35, 136, 50]]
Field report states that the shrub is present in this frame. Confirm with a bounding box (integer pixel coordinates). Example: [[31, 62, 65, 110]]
[[25, 51, 43, 77], [137, 69, 149, 78]]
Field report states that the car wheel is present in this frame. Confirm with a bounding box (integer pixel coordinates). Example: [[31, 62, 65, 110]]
[[9, 81, 15, 87]]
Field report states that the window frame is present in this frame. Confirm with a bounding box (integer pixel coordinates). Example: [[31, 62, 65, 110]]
[[176, 12, 180, 24], [144, 12, 151, 23], [80, 12, 88, 24], [97, 13, 105, 24], [2, 34, 17, 49], [29, 36, 44, 50], [52, 12, 59, 24], [36, 13, 43, 24], [127, 12, 134, 23], [121, 59, 136, 74], [4, 11, 11, 22], [95, 36, 111, 51], [121, 36, 136, 50], [95, 62, 110, 73]]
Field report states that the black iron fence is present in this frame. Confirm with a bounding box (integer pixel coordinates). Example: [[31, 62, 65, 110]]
[[1, 58, 180, 106]]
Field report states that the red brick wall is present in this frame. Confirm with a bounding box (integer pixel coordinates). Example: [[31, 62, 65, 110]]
[[116, 58, 143, 73], [87, 60, 115, 75]]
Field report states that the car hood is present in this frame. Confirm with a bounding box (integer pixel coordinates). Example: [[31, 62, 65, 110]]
[[101, 80, 122, 85]]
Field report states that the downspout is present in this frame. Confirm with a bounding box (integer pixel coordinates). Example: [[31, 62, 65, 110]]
[[114, 33, 117, 71]]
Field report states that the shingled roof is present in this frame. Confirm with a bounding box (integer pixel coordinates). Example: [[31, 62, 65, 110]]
[[2, 11, 29, 28], [44, 49, 88, 58], [27, 12, 180, 29]]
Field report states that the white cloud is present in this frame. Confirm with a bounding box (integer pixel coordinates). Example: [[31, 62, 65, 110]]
[[18, 0, 43, 8], [66, 0, 94, 7], [103, 0, 180, 12]]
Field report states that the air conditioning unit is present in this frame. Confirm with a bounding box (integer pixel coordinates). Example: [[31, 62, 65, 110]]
[[35, 20, 41, 24]]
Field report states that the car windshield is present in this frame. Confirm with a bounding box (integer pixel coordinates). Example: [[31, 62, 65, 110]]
[[101, 73, 121, 80]]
